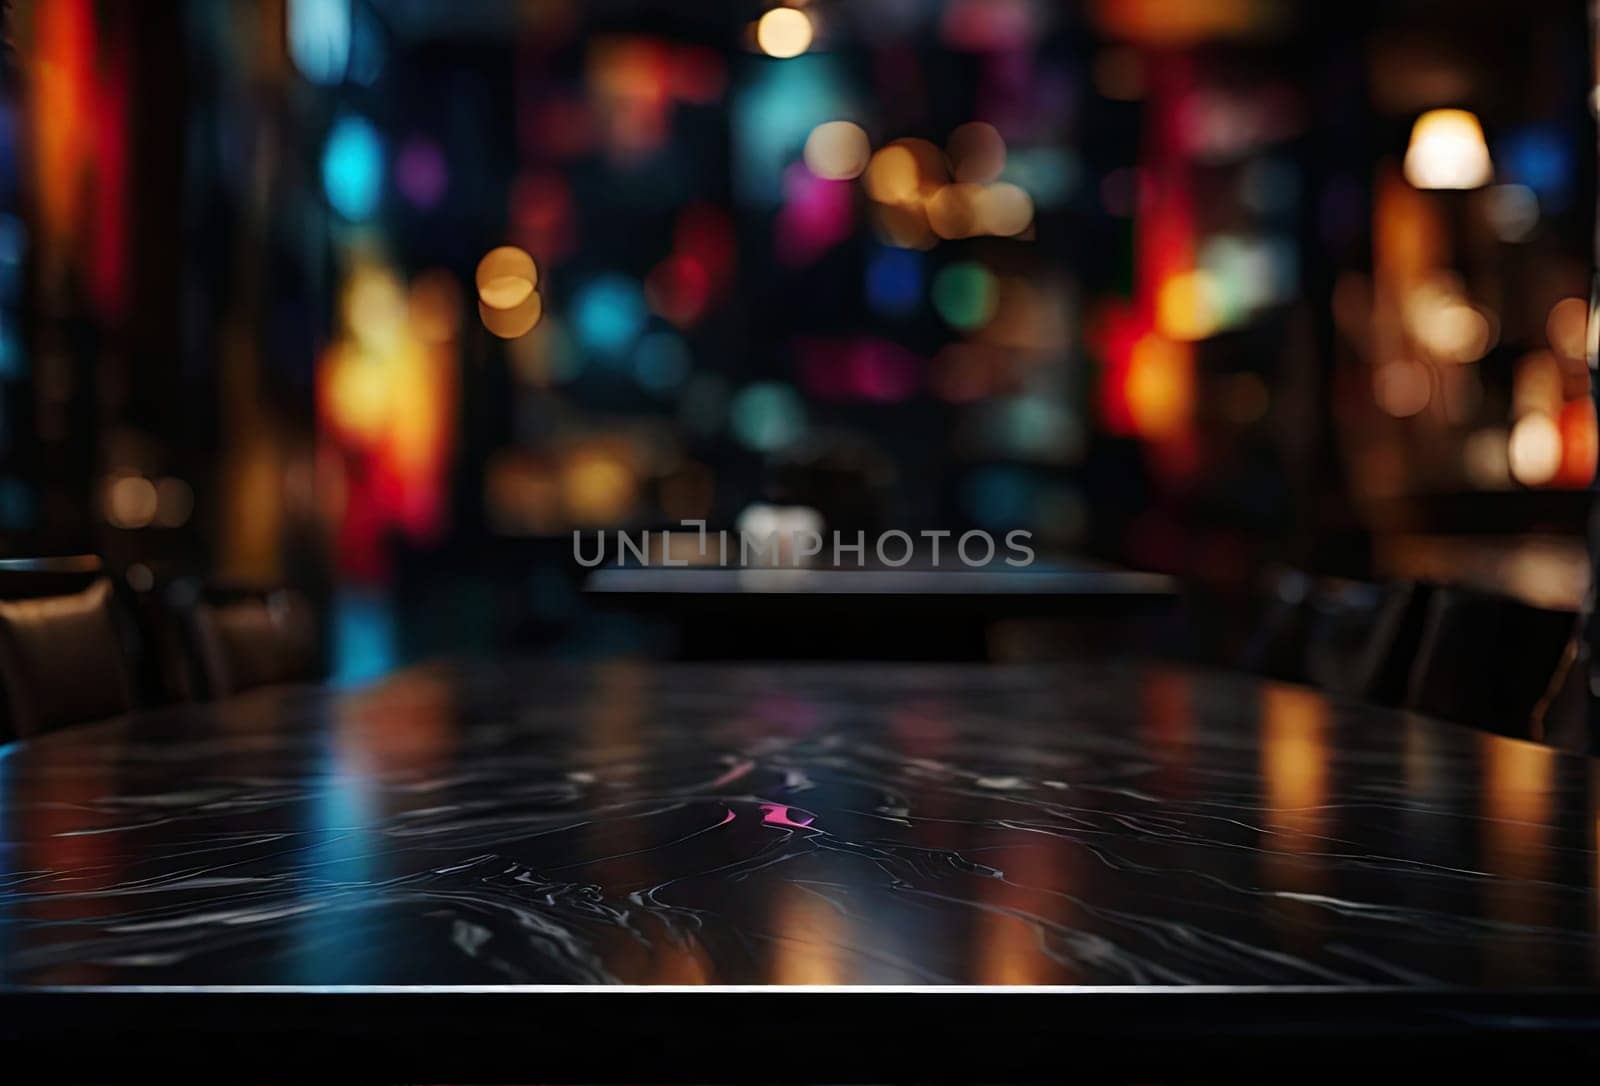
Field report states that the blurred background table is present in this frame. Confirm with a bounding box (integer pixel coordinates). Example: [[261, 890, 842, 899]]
[[585, 561, 1181, 658], [2, 657, 1599, 1077]]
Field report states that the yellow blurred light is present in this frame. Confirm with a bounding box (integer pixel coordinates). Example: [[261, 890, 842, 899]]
[[1508, 412, 1562, 486], [1373, 359, 1431, 418], [478, 291, 543, 339], [803, 121, 870, 181], [562, 448, 638, 525], [1125, 333, 1192, 439], [323, 345, 392, 443], [1156, 270, 1222, 341], [383, 339, 447, 475], [479, 276, 534, 310], [925, 183, 982, 239], [1545, 296, 1588, 362], [1403, 109, 1492, 190], [1404, 278, 1493, 362], [474, 246, 538, 309], [1421, 304, 1491, 362], [755, 7, 812, 59], [974, 181, 1035, 237], [104, 473, 158, 530], [863, 138, 945, 206], [946, 122, 1006, 184], [864, 146, 918, 204], [344, 267, 407, 350]]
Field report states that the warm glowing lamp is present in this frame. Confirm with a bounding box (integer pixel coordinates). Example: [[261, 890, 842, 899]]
[[1403, 109, 1492, 190]]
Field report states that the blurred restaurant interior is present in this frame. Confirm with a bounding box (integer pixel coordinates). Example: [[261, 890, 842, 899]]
[[2, 0, 1594, 685], [6, 0, 1600, 1074]]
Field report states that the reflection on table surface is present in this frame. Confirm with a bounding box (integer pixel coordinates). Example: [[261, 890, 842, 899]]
[[1, 658, 1597, 987]]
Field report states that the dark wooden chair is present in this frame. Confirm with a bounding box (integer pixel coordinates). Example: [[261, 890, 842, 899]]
[[0, 556, 139, 740], [1402, 585, 1579, 740]]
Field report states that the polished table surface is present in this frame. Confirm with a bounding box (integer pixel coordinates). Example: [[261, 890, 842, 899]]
[[3, 657, 1600, 1075]]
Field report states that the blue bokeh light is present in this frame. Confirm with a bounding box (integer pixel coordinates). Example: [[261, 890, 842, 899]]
[[572, 275, 648, 360], [1497, 126, 1572, 208], [322, 115, 383, 220], [866, 247, 923, 316]]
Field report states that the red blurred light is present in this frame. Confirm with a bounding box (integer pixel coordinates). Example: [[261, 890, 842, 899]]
[[645, 254, 712, 327]]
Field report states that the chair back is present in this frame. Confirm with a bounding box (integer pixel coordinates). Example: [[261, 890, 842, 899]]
[[179, 582, 321, 699], [0, 557, 137, 739], [1403, 585, 1579, 738]]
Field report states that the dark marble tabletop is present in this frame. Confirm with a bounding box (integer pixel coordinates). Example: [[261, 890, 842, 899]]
[[3, 658, 1600, 1078], [2, 656, 1597, 989]]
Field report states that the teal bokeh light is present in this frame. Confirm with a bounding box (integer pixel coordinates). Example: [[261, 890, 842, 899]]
[[322, 115, 383, 220]]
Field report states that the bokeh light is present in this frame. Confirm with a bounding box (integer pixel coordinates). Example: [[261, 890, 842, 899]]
[[475, 246, 538, 308], [756, 8, 814, 59], [288, 0, 350, 86], [803, 121, 870, 180], [1403, 109, 1492, 190], [925, 182, 982, 239], [104, 472, 158, 529], [1157, 270, 1222, 341], [475, 246, 542, 339], [1558, 398, 1598, 487], [973, 181, 1034, 237], [572, 275, 647, 358], [864, 138, 945, 204], [322, 115, 383, 220], [561, 446, 638, 525], [1373, 359, 1431, 418], [1546, 296, 1588, 361], [344, 266, 407, 351], [932, 262, 998, 330], [731, 381, 807, 451], [1405, 278, 1493, 363], [478, 291, 543, 339], [1125, 334, 1192, 438], [866, 247, 923, 316], [1508, 412, 1561, 485]]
